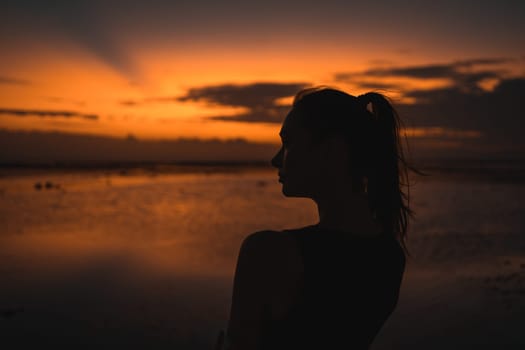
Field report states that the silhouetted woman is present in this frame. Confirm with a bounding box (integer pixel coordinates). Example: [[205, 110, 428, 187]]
[[216, 87, 421, 350]]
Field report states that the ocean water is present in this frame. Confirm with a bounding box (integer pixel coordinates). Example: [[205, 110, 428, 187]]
[[1, 164, 524, 348]]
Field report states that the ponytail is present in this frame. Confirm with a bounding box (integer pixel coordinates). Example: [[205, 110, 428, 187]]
[[357, 92, 424, 255]]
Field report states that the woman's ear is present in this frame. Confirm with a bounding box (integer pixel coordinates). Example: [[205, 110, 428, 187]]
[[325, 135, 351, 173]]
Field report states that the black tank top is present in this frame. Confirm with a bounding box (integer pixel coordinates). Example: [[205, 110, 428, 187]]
[[260, 224, 406, 350]]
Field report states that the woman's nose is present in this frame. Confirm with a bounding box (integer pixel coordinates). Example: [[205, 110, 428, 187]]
[[271, 147, 283, 169]]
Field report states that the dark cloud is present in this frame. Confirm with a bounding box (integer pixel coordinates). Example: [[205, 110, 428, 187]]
[[0, 108, 98, 120], [178, 82, 307, 108], [371, 58, 509, 79], [364, 63, 457, 79], [397, 78, 525, 149], [336, 57, 510, 92], [207, 105, 292, 124], [177, 82, 308, 123], [453, 57, 513, 67], [0, 76, 30, 85]]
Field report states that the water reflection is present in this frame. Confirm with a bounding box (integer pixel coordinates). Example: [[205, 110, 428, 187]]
[[1, 166, 525, 348], [0, 169, 318, 348]]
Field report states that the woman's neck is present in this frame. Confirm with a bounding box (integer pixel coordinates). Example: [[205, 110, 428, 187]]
[[314, 191, 382, 236]]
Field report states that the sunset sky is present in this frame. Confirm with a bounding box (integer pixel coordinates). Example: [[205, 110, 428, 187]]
[[1, 0, 524, 162]]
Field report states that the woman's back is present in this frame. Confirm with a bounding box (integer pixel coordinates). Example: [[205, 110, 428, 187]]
[[260, 224, 406, 350]]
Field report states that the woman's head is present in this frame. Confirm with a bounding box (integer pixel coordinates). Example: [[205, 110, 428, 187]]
[[271, 86, 422, 249]]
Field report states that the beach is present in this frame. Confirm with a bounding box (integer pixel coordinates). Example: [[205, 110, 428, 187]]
[[1, 162, 524, 349]]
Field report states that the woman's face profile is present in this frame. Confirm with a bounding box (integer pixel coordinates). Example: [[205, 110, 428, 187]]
[[271, 108, 347, 199]]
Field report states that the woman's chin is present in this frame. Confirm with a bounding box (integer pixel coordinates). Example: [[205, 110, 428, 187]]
[[281, 183, 292, 197], [281, 184, 306, 198]]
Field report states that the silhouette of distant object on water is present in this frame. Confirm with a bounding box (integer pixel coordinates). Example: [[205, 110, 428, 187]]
[[34, 181, 61, 190], [217, 87, 427, 349]]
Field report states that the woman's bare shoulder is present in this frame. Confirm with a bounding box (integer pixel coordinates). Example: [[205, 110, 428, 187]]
[[241, 228, 304, 256]]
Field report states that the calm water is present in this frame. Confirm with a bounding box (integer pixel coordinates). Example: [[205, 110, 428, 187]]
[[1, 165, 524, 348]]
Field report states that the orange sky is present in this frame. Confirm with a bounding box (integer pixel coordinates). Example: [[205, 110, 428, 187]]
[[1, 42, 519, 141], [1, 1, 524, 159]]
